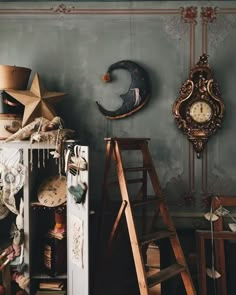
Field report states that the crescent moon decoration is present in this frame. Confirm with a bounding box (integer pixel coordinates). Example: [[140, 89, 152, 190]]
[[96, 60, 151, 119]]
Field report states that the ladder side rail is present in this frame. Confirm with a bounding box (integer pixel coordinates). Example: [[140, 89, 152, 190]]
[[102, 140, 114, 205], [141, 151, 149, 266], [141, 142, 197, 295], [142, 168, 148, 234], [114, 141, 149, 295], [98, 140, 114, 249], [108, 200, 127, 250], [138, 167, 148, 268]]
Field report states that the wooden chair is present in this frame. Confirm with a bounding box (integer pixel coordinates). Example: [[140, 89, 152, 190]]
[[196, 230, 236, 295], [196, 196, 236, 295]]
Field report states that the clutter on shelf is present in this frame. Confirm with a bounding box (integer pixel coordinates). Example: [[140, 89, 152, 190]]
[[5, 72, 66, 127], [0, 66, 75, 154], [65, 143, 88, 204], [0, 65, 31, 140], [43, 208, 67, 277]]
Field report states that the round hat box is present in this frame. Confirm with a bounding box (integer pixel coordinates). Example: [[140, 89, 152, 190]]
[[0, 65, 31, 115], [0, 114, 22, 139], [0, 65, 31, 90]]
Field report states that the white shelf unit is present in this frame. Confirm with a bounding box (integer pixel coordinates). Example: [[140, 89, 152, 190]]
[[0, 141, 89, 295]]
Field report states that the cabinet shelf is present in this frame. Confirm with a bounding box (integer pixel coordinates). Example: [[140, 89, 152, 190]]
[[31, 273, 67, 279], [31, 202, 66, 210], [0, 140, 57, 149]]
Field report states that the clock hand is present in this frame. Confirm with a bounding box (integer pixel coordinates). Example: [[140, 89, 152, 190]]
[[200, 103, 203, 113]]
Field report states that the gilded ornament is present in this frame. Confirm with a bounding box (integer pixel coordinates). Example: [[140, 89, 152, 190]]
[[173, 54, 224, 157]]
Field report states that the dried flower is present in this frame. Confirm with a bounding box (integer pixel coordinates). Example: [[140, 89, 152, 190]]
[[50, 150, 60, 158], [102, 73, 111, 83]]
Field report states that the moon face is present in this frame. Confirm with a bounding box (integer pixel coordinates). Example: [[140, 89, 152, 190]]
[[96, 60, 151, 119]]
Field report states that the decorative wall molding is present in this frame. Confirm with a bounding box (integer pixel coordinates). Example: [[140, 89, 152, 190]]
[[201, 6, 218, 24], [53, 4, 75, 14], [181, 6, 197, 25], [0, 4, 181, 15], [181, 7, 198, 206], [201, 6, 218, 54]]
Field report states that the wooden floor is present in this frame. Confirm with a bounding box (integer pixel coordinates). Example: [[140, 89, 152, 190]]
[[94, 243, 161, 295]]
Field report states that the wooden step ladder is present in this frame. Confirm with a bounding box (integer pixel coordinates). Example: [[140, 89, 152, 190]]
[[96, 137, 196, 295]]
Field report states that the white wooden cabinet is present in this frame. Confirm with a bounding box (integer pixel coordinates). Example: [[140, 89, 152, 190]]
[[0, 141, 89, 295], [66, 143, 89, 295]]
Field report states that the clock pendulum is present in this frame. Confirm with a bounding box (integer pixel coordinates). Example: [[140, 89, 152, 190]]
[[173, 54, 225, 158]]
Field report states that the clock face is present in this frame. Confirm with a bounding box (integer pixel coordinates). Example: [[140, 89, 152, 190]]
[[189, 101, 212, 123], [38, 175, 67, 207]]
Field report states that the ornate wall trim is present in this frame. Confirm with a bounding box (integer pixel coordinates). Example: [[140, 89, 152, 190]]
[[180, 6, 198, 206], [0, 4, 182, 15], [201, 7, 218, 54], [181, 6, 197, 68], [218, 8, 236, 14]]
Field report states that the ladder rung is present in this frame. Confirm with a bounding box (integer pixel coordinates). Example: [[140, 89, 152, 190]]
[[105, 137, 150, 150], [140, 230, 176, 245], [131, 196, 160, 207], [105, 137, 150, 142], [147, 263, 186, 287], [124, 166, 151, 172]]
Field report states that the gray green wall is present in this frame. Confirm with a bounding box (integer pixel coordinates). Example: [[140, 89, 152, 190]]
[[1, 1, 236, 227]]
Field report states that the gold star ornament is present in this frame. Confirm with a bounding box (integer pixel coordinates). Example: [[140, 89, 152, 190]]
[[5, 73, 66, 126]]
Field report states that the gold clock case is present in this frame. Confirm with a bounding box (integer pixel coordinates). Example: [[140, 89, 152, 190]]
[[173, 54, 224, 158]]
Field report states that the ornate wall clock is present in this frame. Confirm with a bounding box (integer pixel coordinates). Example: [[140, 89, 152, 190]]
[[173, 54, 224, 158]]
